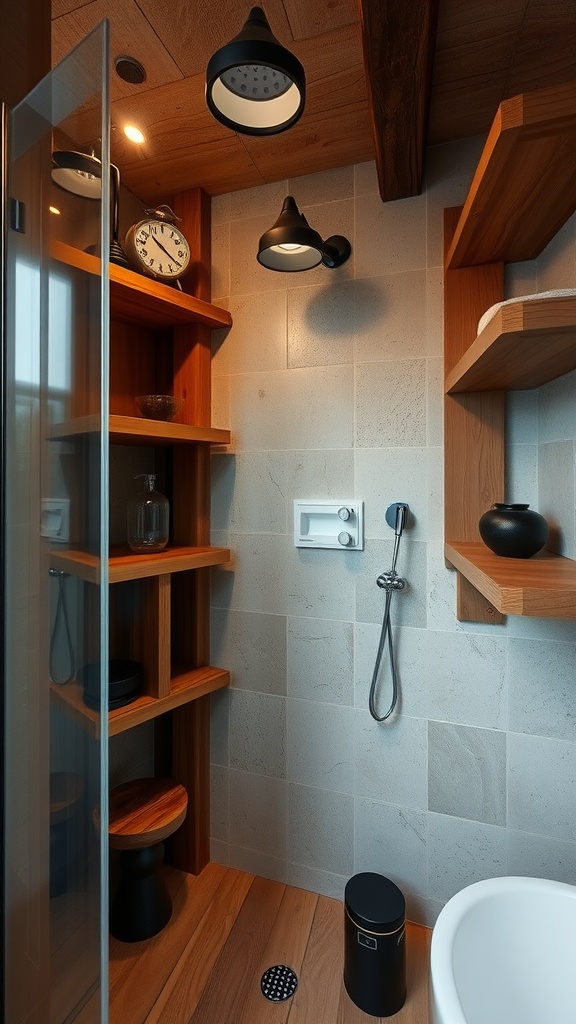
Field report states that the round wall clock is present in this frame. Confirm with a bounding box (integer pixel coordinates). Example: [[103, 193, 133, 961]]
[[124, 205, 191, 282]]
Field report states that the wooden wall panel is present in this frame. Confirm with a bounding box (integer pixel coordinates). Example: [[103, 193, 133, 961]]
[[1, 0, 50, 108]]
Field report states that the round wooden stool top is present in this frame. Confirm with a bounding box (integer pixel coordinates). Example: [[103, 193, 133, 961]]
[[108, 778, 188, 851]]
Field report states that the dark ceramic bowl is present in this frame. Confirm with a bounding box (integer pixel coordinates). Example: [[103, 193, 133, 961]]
[[135, 395, 182, 420]]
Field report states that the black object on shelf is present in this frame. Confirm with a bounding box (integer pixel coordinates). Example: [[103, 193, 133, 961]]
[[81, 658, 143, 711], [479, 502, 549, 558]]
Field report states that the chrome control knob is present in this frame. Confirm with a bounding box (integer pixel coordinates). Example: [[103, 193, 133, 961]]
[[338, 531, 353, 546], [338, 507, 352, 521]]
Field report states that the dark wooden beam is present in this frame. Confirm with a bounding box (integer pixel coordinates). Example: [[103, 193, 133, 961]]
[[358, 0, 439, 201]]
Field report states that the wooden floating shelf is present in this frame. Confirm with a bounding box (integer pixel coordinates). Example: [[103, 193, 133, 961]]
[[445, 542, 576, 619], [51, 240, 232, 330], [50, 414, 231, 446], [50, 545, 230, 584], [446, 80, 576, 269], [50, 665, 230, 739], [445, 295, 576, 392]]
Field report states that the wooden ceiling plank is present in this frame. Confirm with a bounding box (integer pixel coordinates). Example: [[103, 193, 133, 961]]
[[432, 31, 526, 86], [435, 0, 528, 43], [504, 0, 576, 96], [51, 0, 184, 101], [282, 0, 358, 39], [357, 0, 440, 202], [428, 73, 510, 145], [134, 0, 293, 79]]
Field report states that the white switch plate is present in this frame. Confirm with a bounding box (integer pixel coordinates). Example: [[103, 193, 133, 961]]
[[294, 500, 364, 549], [41, 498, 70, 542]]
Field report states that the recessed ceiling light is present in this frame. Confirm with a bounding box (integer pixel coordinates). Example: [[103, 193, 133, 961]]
[[49, 205, 61, 215], [124, 124, 145, 144], [114, 55, 146, 85]]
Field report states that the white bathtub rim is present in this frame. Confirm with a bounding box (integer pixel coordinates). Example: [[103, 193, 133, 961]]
[[430, 875, 576, 1024]]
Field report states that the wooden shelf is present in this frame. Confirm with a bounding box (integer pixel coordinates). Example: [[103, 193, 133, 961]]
[[50, 545, 230, 584], [446, 81, 576, 269], [49, 190, 229, 875], [445, 542, 576, 619], [50, 665, 230, 739], [51, 240, 232, 330], [445, 295, 576, 392], [50, 414, 231, 446]]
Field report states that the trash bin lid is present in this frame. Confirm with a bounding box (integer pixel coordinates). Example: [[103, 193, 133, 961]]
[[345, 872, 405, 933]]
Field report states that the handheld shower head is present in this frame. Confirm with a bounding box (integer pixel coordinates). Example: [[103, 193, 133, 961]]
[[385, 502, 410, 538], [395, 504, 407, 537]]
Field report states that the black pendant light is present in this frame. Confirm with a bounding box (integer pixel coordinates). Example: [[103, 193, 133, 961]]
[[51, 150, 130, 269], [257, 196, 351, 272], [206, 7, 305, 136]]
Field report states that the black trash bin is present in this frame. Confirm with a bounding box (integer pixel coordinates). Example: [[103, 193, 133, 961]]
[[344, 872, 406, 1017]]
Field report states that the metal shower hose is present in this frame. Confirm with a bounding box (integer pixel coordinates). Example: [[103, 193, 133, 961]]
[[368, 512, 406, 722]]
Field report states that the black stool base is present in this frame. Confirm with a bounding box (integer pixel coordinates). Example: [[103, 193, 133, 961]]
[[110, 842, 172, 942]]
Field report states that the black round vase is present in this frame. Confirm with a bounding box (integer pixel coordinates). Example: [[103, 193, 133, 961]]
[[479, 503, 548, 558]]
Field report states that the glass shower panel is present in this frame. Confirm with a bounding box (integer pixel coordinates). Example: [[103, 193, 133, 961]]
[[4, 23, 109, 1024]]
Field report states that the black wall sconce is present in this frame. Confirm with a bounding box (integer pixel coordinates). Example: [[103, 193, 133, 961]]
[[206, 6, 305, 136], [51, 150, 130, 269], [257, 196, 351, 272]]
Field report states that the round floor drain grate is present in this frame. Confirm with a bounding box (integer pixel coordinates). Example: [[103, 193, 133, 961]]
[[260, 964, 298, 1002]]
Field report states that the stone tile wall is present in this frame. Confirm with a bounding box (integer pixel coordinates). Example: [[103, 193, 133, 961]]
[[209, 142, 576, 925]]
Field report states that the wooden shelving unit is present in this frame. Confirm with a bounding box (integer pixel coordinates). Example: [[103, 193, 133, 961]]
[[444, 81, 576, 623], [49, 189, 231, 873]]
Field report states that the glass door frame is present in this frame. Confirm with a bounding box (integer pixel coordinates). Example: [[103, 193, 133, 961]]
[[3, 22, 110, 1024]]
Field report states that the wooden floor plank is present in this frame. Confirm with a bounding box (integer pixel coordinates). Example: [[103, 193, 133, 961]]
[[71, 991, 100, 1023], [288, 896, 345, 1024], [189, 875, 287, 1024], [235, 885, 319, 1024], [109, 862, 228, 1024], [403, 923, 431, 1023], [144, 866, 254, 1024], [50, 892, 100, 1024]]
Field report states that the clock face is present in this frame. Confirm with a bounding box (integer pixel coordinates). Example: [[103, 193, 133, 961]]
[[128, 219, 191, 279]]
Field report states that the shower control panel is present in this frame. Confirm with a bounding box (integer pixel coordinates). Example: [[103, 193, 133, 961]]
[[293, 501, 364, 550]]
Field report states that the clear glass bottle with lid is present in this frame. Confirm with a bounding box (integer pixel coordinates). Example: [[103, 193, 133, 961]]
[[127, 474, 169, 553]]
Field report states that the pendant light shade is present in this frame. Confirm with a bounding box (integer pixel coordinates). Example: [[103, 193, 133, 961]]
[[51, 150, 102, 198], [51, 150, 130, 269], [206, 7, 305, 136], [257, 196, 351, 272]]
